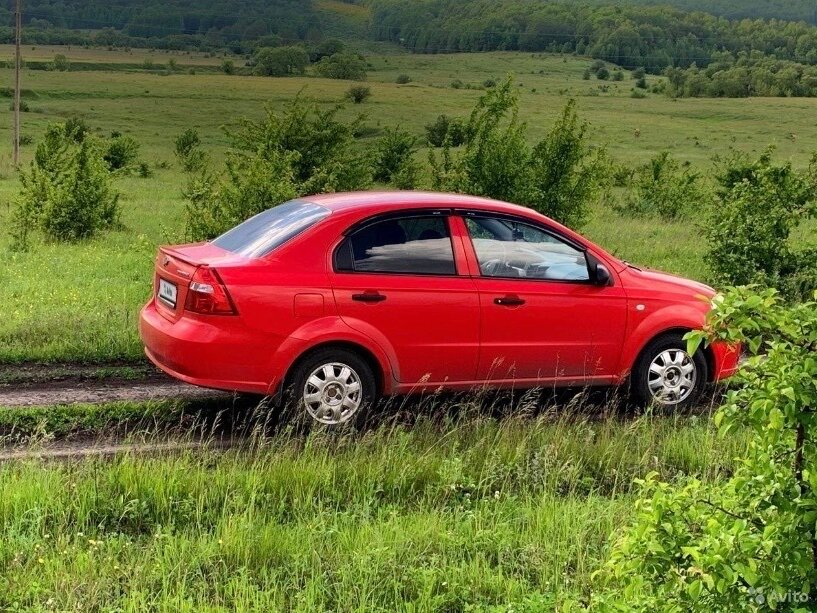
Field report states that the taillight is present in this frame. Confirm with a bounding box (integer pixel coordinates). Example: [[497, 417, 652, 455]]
[[184, 266, 237, 315]]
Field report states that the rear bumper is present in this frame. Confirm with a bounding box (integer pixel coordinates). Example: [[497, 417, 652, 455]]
[[710, 341, 742, 381], [139, 299, 273, 395]]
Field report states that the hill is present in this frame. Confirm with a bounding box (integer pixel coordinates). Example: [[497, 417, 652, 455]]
[[568, 0, 817, 24], [0, 0, 368, 49]]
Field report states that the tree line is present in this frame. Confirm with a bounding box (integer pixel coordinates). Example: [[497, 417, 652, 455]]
[[370, 0, 817, 73], [0, 0, 363, 51]]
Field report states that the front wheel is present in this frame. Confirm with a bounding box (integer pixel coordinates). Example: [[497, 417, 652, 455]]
[[631, 333, 707, 410], [286, 348, 378, 428]]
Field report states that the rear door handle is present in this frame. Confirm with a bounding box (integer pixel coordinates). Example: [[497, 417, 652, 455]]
[[494, 295, 525, 307], [352, 292, 387, 303]]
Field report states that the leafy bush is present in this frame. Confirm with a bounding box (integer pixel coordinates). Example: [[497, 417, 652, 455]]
[[430, 78, 606, 228], [103, 134, 140, 171], [52, 53, 69, 71], [395, 74, 411, 84], [596, 66, 610, 80], [221, 59, 235, 75], [253, 46, 309, 76], [373, 126, 418, 186], [425, 114, 467, 147], [450, 79, 464, 89], [64, 116, 89, 142], [345, 85, 371, 104], [183, 97, 372, 240], [706, 150, 817, 299], [174, 128, 207, 173], [525, 99, 608, 228], [592, 287, 817, 611], [10, 122, 120, 249], [314, 52, 367, 80], [310, 39, 344, 62], [483, 78, 497, 88], [617, 152, 708, 220]]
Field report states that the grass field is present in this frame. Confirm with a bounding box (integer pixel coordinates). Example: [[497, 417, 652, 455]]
[[1, 48, 816, 363], [0, 404, 748, 610], [0, 45, 792, 609]]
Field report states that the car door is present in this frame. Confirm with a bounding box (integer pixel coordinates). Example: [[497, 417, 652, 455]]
[[330, 211, 481, 385], [461, 212, 628, 384]]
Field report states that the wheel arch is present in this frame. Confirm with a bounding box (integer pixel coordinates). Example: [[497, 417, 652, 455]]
[[278, 340, 387, 401], [630, 327, 715, 383]]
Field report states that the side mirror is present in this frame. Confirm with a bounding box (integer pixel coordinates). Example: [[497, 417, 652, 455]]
[[594, 263, 612, 286]]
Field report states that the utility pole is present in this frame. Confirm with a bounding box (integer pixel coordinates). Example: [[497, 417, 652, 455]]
[[13, 0, 21, 167]]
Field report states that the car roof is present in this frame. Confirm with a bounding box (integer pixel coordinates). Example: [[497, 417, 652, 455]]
[[303, 191, 536, 217]]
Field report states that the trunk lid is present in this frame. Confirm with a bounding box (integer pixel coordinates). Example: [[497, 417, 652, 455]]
[[153, 243, 241, 322]]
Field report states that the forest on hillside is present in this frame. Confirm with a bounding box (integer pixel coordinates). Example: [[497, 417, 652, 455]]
[[571, 0, 817, 25], [0, 0, 363, 49], [370, 0, 817, 72]]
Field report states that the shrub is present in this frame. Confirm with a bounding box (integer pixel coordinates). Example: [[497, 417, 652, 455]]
[[221, 59, 235, 75], [630, 89, 647, 98], [635, 76, 648, 89], [483, 78, 497, 88], [631, 67, 646, 80], [310, 39, 344, 62], [345, 85, 371, 104], [525, 98, 608, 228], [450, 79, 464, 89], [137, 161, 152, 178], [430, 78, 605, 228], [612, 70, 624, 81], [592, 287, 817, 610], [253, 46, 309, 76], [174, 128, 207, 173], [425, 114, 467, 147], [314, 52, 367, 80], [706, 150, 817, 299], [396, 74, 411, 84], [103, 134, 140, 171], [373, 126, 417, 184], [10, 122, 120, 249], [183, 97, 372, 240], [52, 54, 69, 71], [596, 66, 610, 80], [617, 152, 707, 220], [64, 116, 89, 142]]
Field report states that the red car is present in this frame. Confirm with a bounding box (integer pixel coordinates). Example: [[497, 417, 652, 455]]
[[140, 192, 740, 426]]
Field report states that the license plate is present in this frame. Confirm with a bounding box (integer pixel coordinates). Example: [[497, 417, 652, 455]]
[[158, 278, 178, 308]]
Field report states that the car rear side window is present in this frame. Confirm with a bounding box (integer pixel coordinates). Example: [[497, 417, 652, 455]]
[[212, 200, 330, 258], [340, 215, 456, 275]]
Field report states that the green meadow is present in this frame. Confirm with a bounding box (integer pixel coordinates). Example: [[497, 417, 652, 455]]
[[1, 48, 815, 363]]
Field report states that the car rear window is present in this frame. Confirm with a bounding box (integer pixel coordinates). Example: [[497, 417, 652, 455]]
[[212, 200, 330, 258]]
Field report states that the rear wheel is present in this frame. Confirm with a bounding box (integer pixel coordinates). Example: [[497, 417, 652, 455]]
[[631, 333, 707, 410], [286, 348, 378, 428]]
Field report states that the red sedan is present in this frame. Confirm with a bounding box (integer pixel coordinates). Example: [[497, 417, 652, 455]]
[[140, 192, 739, 426]]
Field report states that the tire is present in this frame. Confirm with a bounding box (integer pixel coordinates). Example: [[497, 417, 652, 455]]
[[284, 348, 378, 429], [631, 333, 707, 410]]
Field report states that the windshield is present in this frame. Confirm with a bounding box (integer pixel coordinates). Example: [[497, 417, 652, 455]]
[[212, 200, 330, 258]]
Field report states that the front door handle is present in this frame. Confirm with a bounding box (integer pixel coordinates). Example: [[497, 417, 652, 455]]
[[352, 292, 387, 303], [494, 295, 525, 307]]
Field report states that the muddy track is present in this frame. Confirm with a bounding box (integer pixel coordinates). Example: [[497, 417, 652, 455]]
[[0, 364, 231, 407], [0, 436, 240, 462]]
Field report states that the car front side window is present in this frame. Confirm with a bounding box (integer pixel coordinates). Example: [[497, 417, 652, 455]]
[[465, 216, 590, 281]]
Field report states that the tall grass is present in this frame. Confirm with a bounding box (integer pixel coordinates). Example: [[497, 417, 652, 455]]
[[0, 400, 747, 610]]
